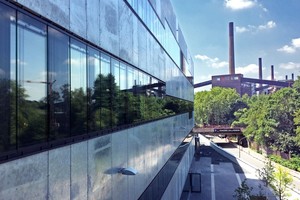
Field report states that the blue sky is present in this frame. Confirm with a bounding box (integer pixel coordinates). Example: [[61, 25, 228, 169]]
[[171, 0, 300, 91]]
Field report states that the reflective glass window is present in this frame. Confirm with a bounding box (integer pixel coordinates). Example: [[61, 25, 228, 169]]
[[48, 27, 70, 140], [119, 63, 127, 125], [126, 66, 134, 124], [0, 3, 16, 152], [111, 59, 119, 127], [70, 38, 87, 136], [87, 47, 101, 132], [100, 53, 111, 129], [17, 13, 47, 147]]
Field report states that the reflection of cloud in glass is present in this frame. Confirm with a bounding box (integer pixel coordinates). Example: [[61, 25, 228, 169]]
[[0, 68, 5, 76], [11, 59, 27, 66]]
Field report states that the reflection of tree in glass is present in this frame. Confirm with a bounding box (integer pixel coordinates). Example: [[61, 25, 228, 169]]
[[17, 83, 47, 147], [89, 73, 118, 130], [49, 83, 70, 140], [0, 80, 16, 151], [71, 88, 87, 135]]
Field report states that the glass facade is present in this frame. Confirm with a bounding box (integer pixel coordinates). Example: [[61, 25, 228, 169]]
[[0, 2, 193, 158]]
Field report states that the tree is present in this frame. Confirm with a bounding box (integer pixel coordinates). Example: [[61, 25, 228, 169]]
[[233, 179, 253, 200], [258, 158, 274, 187], [194, 87, 240, 125], [271, 166, 293, 200]]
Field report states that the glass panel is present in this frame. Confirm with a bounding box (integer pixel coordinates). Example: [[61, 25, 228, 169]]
[[111, 58, 119, 127], [87, 47, 101, 132], [48, 27, 70, 140], [119, 63, 127, 125], [100, 53, 111, 129], [126, 66, 134, 124], [70, 38, 87, 136], [132, 68, 141, 122], [17, 13, 47, 147], [0, 3, 16, 152]]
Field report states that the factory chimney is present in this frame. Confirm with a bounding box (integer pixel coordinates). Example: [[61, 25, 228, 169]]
[[258, 58, 262, 93], [292, 73, 294, 81], [286, 75, 288, 80], [258, 58, 262, 80], [229, 22, 235, 75], [271, 65, 274, 81]]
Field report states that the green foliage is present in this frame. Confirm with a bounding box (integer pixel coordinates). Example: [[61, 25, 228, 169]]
[[233, 179, 253, 200], [258, 158, 275, 186], [269, 155, 300, 172], [232, 77, 300, 154], [194, 87, 240, 125], [271, 166, 293, 200]]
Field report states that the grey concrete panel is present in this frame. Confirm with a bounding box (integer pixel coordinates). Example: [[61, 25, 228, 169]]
[[132, 16, 139, 67], [0, 152, 48, 200], [87, 135, 112, 200], [131, 125, 148, 197], [112, 130, 129, 200], [119, 0, 133, 63], [138, 22, 147, 72], [128, 127, 143, 199], [48, 146, 71, 200], [87, 0, 100, 46], [70, 0, 87, 39], [16, 0, 70, 29], [100, 0, 119, 57], [146, 33, 153, 76], [71, 142, 88, 200]]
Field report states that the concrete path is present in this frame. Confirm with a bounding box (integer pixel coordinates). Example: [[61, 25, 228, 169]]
[[181, 136, 278, 200]]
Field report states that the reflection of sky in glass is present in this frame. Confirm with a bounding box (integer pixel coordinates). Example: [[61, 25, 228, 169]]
[[101, 53, 110, 76], [112, 59, 119, 87], [18, 14, 47, 101], [71, 40, 86, 91], [10, 22, 16, 81], [127, 66, 134, 89], [120, 63, 126, 90], [88, 47, 100, 91]]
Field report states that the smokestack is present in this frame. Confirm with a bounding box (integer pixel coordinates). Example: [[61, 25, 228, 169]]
[[286, 75, 288, 80], [292, 73, 294, 81], [229, 22, 235, 75], [271, 65, 274, 80], [258, 58, 262, 80]]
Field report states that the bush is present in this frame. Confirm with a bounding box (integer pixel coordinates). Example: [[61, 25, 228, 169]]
[[269, 155, 300, 172]]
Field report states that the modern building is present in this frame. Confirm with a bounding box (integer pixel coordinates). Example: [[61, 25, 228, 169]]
[[0, 0, 195, 199]]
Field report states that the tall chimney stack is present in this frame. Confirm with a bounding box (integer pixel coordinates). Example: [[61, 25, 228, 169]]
[[258, 58, 262, 93], [292, 73, 294, 81], [271, 65, 274, 80], [229, 22, 235, 75], [258, 58, 263, 80], [286, 75, 288, 80]]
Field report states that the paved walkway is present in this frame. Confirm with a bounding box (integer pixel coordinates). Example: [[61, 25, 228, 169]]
[[181, 136, 300, 200], [216, 138, 300, 199]]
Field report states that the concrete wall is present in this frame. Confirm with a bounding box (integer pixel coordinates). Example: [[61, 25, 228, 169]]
[[162, 138, 195, 200], [0, 114, 194, 200]]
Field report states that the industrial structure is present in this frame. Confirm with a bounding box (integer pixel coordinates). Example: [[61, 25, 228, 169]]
[[194, 22, 294, 96], [0, 0, 194, 199]]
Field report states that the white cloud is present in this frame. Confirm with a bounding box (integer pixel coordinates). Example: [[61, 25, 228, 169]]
[[279, 62, 300, 70], [194, 54, 228, 69], [236, 26, 249, 33], [236, 21, 276, 34], [225, 0, 255, 10], [277, 37, 300, 54], [236, 64, 259, 74], [258, 21, 276, 30], [292, 38, 300, 48], [277, 45, 296, 54]]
